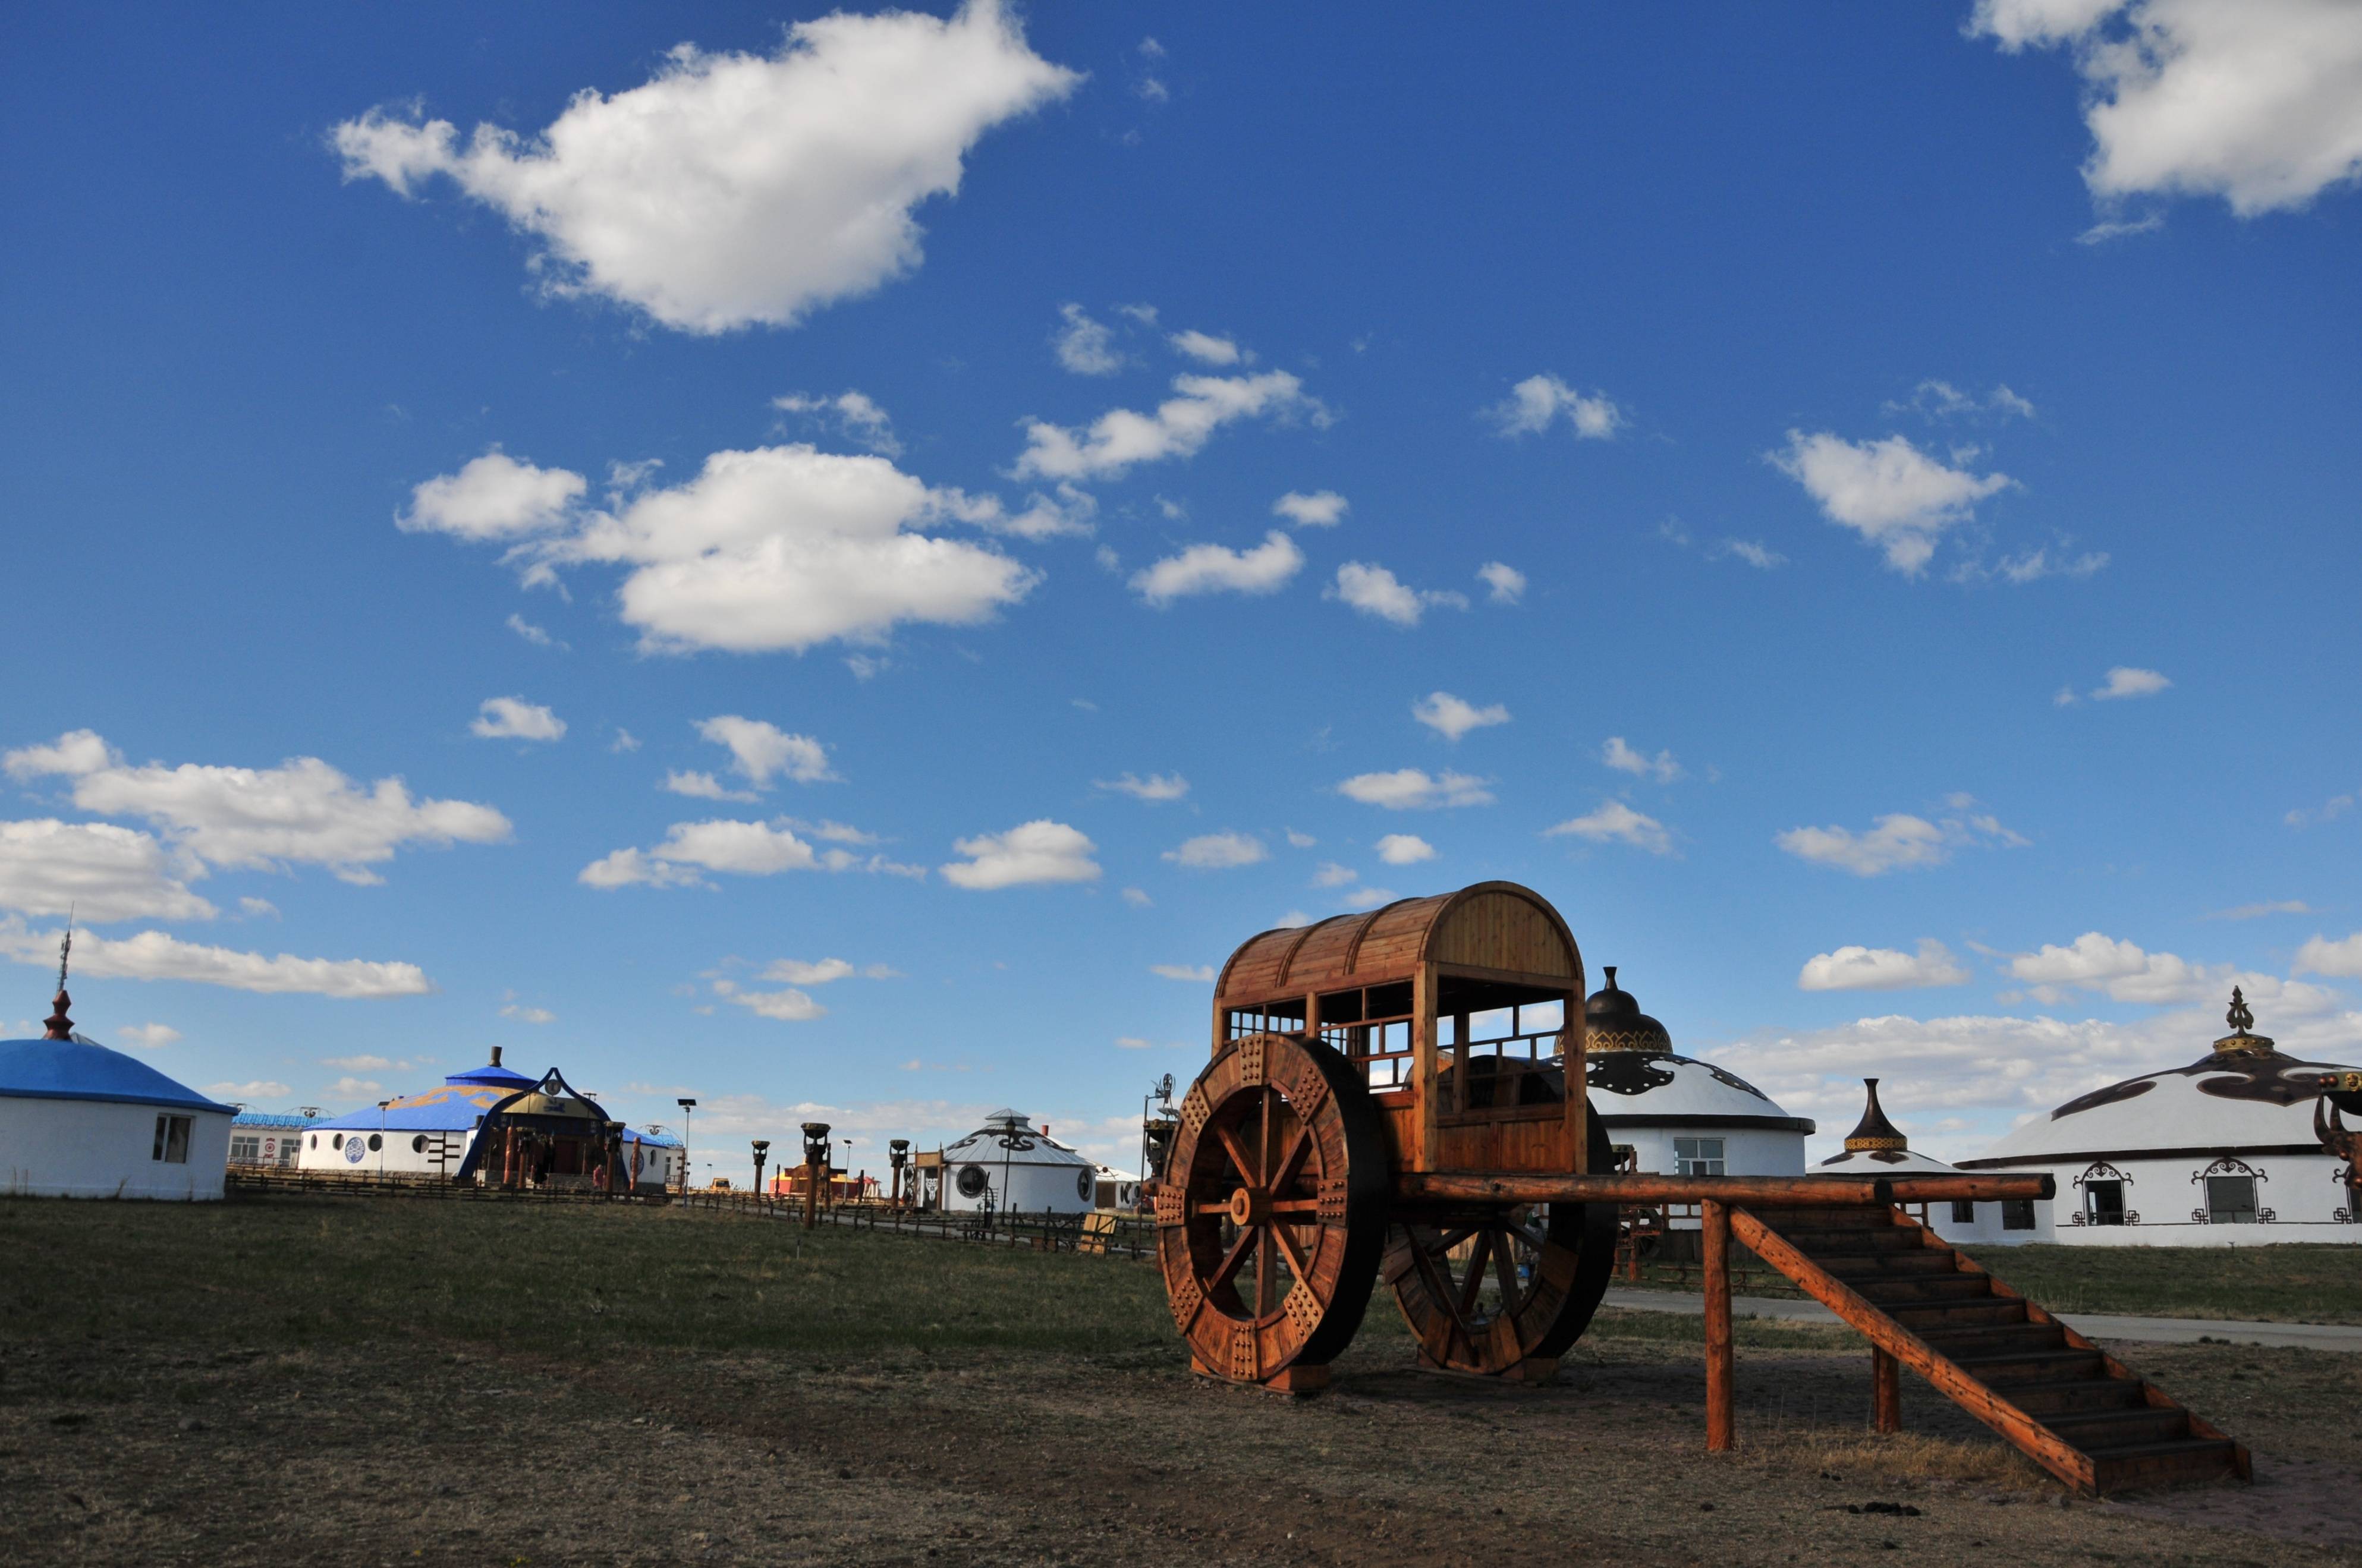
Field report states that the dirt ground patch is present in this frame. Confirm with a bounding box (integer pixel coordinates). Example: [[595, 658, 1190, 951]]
[[4, 1198, 2356, 1567]]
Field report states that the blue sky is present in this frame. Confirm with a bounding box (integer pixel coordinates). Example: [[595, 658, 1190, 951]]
[[5, 1, 2358, 1181]]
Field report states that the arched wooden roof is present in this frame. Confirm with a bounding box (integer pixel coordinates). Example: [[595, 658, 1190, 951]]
[[1214, 881, 1581, 1005]]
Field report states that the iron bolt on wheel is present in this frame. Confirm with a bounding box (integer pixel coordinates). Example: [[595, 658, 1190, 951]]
[[1156, 1033, 1386, 1386], [1383, 1113, 1618, 1375]]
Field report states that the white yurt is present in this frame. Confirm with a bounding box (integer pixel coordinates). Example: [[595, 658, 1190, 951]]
[[936, 1109, 1097, 1214], [1816, 1078, 1984, 1238], [1952, 988, 2361, 1247], [0, 972, 232, 1200], [1582, 967, 1816, 1177]]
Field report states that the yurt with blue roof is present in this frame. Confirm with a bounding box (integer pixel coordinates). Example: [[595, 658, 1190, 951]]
[[1, 960, 233, 1200]]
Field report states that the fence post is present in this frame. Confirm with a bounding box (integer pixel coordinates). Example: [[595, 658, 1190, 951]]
[[1872, 1347, 1901, 1434], [1703, 1199, 1734, 1453]]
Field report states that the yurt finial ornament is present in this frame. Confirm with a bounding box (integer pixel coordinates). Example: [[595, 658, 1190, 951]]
[[42, 915, 74, 1041], [2213, 984, 2272, 1056]]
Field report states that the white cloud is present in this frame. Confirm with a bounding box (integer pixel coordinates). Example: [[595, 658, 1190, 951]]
[[0, 819, 216, 922], [1014, 371, 1326, 482], [471, 697, 565, 742], [1770, 432, 2012, 575], [1311, 861, 1358, 888], [1095, 772, 1188, 802], [1328, 563, 1467, 628], [1884, 381, 2039, 422], [1336, 884, 1399, 911], [1990, 543, 2109, 583], [663, 770, 759, 803], [1971, 0, 2362, 217], [238, 897, 279, 920], [499, 1003, 556, 1024], [1775, 812, 2011, 877], [2286, 790, 2355, 829], [1375, 834, 1435, 866], [1798, 940, 1971, 992], [206, 1081, 291, 1103], [935, 481, 1098, 540], [117, 1023, 181, 1048], [0, 918, 432, 998], [1412, 692, 1511, 742], [1121, 887, 1152, 907], [321, 1055, 396, 1072], [1545, 801, 1672, 856], [2205, 900, 2315, 920], [1476, 562, 1527, 604], [611, 730, 641, 753], [1163, 832, 1266, 870], [1336, 769, 1493, 810], [334, 2, 1079, 333], [323, 1077, 383, 1101], [399, 450, 586, 540], [474, 444, 1038, 654], [1150, 964, 1215, 982], [1489, 373, 1623, 439], [760, 958, 862, 985], [506, 613, 561, 647], [1602, 736, 1681, 783], [940, 820, 1099, 889], [722, 984, 826, 1022], [1272, 490, 1347, 528], [7, 732, 510, 886], [581, 818, 825, 887], [1130, 531, 1303, 604], [2092, 666, 2171, 700], [2005, 931, 2228, 1005], [696, 715, 834, 786], [2294, 932, 2362, 978], [1053, 303, 1122, 374], [773, 391, 901, 456], [1716, 540, 1787, 571], [1169, 329, 1243, 365], [1285, 829, 1316, 849]]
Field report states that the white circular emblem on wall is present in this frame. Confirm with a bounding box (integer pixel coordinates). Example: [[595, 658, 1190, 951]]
[[343, 1135, 366, 1164]]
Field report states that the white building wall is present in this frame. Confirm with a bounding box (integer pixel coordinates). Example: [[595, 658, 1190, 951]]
[[1, 1098, 231, 1200], [295, 1126, 681, 1188], [940, 1157, 1097, 1213], [1602, 1123, 1809, 1178], [1938, 1152, 2359, 1248]]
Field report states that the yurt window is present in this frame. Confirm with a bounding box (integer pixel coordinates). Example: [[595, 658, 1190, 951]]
[[152, 1115, 192, 1164], [2205, 1174, 2258, 1224], [1950, 1200, 1976, 1224], [2084, 1180, 2127, 1226], [1672, 1137, 1725, 1176], [411, 1135, 428, 1153], [2002, 1199, 2036, 1230]]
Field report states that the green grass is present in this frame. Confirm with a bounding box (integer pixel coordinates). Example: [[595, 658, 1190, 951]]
[[1955, 1242, 2362, 1324], [0, 1195, 1179, 1362]]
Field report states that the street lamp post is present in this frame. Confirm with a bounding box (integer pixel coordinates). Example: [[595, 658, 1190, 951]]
[[839, 1138, 855, 1208], [376, 1100, 390, 1178], [751, 1138, 770, 1199], [888, 1139, 910, 1207], [676, 1097, 697, 1197]]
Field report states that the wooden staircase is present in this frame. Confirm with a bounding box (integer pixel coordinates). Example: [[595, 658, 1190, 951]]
[[1729, 1204, 2247, 1495]]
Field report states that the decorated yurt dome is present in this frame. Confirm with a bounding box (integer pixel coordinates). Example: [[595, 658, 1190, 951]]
[[1955, 988, 2361, 1245], [938, 1109, 1098, 1214], [1817, 1078, 1960, 1176], [1581, 966, 1814, 1177]]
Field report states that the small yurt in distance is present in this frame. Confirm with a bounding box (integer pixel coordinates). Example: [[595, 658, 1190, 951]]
[[1582, 968, 1814, 1177], [0, 970, 232, 1200], [938, 1110, 1097, 1214]]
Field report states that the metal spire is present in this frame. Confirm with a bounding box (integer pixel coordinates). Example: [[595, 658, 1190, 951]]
[[42, 910, 76, 1041]]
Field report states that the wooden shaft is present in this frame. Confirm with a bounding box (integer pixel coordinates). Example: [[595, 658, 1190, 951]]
[[1882, 1173, 2056, 1203], [803, 1158, 819, 1230], [1703, 1199, 1734, 1453], [1398, 1173, 1892, 1205], [1872, 1347, 1901, 1434]]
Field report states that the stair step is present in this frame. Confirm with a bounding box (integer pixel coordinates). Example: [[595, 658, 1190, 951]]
[[1918, 1321, 2069, 1357], [1951, 1347, 2108, 1385], [2087, 1437, 2243, 1493], [1886, 1298, 2027, 1330], [1750, 1207, 1896, 1230], [1995, 1376, 2148, 1416], [1819, 1251, 1958, 1276], [1777, 1226, 1920, 1254], [2047, 1406, 2190, 1449], [1843, 1274, 1993, 1305]]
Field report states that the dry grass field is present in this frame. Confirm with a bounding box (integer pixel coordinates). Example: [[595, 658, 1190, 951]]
[[3, 1196, 2357, 1567]]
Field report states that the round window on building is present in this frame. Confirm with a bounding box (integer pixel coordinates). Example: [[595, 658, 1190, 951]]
[[367, 1133, 383, 1152], [955, 1165, 989, 1198], [411, 1134, 427, 1154], [1077, 1170, 1092, 1201]]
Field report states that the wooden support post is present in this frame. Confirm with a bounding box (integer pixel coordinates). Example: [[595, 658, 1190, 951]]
[[1703, 1199, 1734, 1453], [803, 1158, 820, 1229], [1872, 1346, 1901, 1434]]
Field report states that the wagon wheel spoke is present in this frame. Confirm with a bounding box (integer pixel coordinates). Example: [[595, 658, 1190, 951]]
[[1256, 1225, 1278, 1316], [1490, 1227, 1526, 1318], [1207, 1225, 1257, 1292], [1420, 1226, 1479, 1256], [1269, 1125, 1313, 1194], [1256, 1088, 1278, 1189], [1407, 1236, 1473, 1339], [1455, 1230, 1493, 1319], [1269, 1216, 1309, 1279], [1505, 1219, 1550, 1252], [1213, 1123, 1259, 1188]]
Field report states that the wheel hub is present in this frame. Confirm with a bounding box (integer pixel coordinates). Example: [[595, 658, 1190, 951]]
[[1227, 1186, 1270, 1226]]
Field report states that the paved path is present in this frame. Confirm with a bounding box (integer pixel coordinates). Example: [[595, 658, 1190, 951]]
[[1601, 1287, 2362, 1353]]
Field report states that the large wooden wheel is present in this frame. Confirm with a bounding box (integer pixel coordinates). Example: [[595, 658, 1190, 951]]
[[1383, 1113, 1618, 1377], [1156, 1032, 1388, 1387]]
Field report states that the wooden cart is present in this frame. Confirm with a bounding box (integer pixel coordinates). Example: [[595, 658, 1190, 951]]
[[1155, 881, 1616, 1391]]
